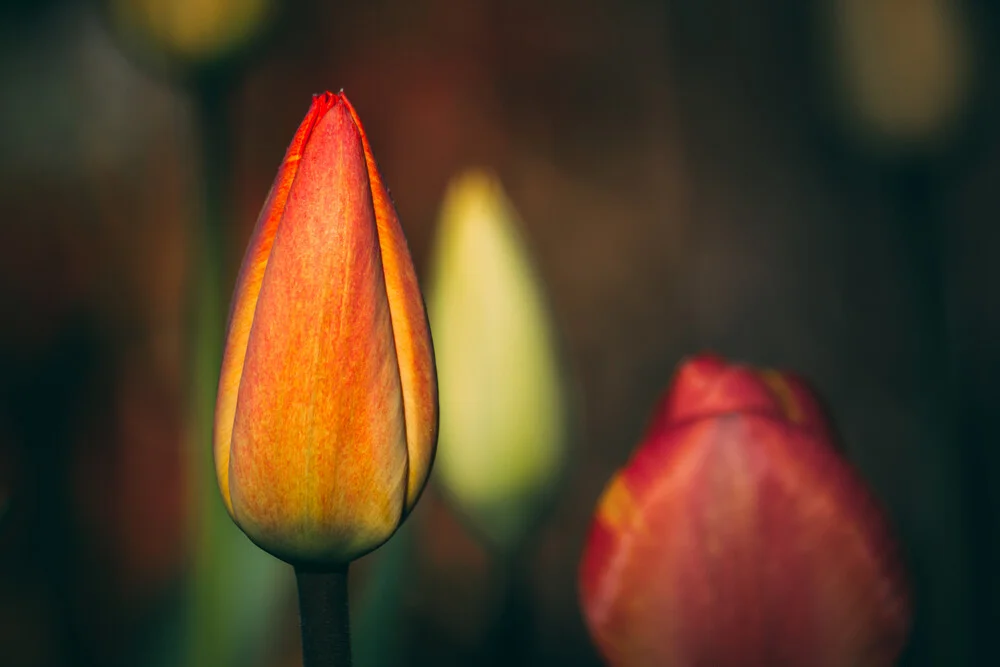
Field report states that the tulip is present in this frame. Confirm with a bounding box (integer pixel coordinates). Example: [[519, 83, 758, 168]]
[[427, 170, 570, 554], [579, 354, 910, 667], [214, 91, 438, 567]]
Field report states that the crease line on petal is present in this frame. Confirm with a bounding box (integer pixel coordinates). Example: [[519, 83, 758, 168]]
[[343, 94, 439, 514]]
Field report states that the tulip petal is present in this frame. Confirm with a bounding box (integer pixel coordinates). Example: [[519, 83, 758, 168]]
[[214, 92, 338, 514], [647, 355, 839, 447], [343, 97, 438, 513], [649, 354, 785, 433], [581, 412, 910, 667], [757, 370, 840, 447], [228, 97, 408, 563]]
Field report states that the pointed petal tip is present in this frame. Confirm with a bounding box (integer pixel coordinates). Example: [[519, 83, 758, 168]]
[[650, 354, 837, 441], [445, 168, 504, 209], [297, 91, 341, 140], [311, 90, 341, 111], [645, 352, 732, 435], [336, 92, 372, 145], [433, 169, 523, 255]]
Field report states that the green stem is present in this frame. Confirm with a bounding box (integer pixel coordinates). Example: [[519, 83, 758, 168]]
[[296, 565, 353, 667], [185, 75, 232, 667], [352, 520, 412, 667], [481, 547, 534, 667], [891, 166, 970, 667]]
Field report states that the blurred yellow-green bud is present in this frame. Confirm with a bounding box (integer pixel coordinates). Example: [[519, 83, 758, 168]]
[[428, 170, 570, 553], [105, 0, 275, 72]]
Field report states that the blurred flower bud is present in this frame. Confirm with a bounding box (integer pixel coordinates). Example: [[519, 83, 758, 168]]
[[214, 92, 438, 565], [580, 354, 910, 667], [825, 0, 973, 149], [427, 170, 570, 553], [104, 0, 275, 73]]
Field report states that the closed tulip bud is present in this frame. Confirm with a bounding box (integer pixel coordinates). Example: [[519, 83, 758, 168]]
[[427, 170, 570, 553], [214, 92, 438, 566], [580, 354, 910, 667]]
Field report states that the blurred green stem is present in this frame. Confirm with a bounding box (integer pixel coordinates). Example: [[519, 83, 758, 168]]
[[186, 75, 232, 667], [352, 520, 413, 667], [296, 565, 353, 667], [182, 72, 292, 667], [483, 547, 534, 667], [890, 164, 972, 667]]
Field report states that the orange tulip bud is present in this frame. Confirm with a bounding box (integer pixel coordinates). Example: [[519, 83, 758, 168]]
[[580, 354, 910, 667], [214, 92, 438, 565]]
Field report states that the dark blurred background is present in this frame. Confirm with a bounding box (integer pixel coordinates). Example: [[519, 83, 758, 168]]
[[1, 0, 998, 666]]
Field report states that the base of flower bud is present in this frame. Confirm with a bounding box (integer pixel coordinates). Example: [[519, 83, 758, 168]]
[[295, 563, 352, 667]]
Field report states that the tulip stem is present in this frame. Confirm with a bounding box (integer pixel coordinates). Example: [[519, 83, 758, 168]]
[[488, 554, 535, 667], [295, 564, 353, 667]]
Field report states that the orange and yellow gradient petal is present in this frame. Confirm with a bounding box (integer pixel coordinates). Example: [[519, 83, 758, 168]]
[[344, 98, 438, 514], [214, 92, 337, 517], [214, 92, 437, 565]]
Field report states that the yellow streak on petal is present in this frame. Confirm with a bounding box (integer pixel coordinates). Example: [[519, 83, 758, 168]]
[[759, 370, 805, 425], [597, 473, 636, 531]]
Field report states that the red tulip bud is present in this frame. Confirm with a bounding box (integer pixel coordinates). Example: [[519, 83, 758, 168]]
[[580, 354, 910, 667]]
